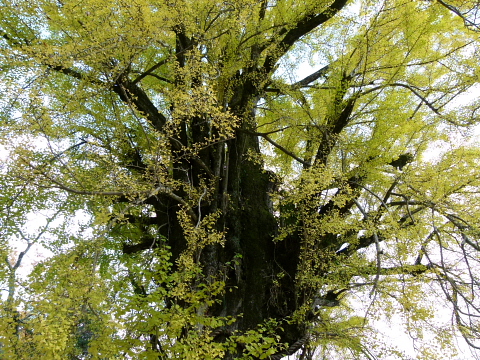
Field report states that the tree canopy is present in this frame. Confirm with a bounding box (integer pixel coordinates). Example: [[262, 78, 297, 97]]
[[1, 0, 480, 359]]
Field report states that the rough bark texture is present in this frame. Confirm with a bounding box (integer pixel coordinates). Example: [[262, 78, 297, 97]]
[[97, 2, 352, 358]]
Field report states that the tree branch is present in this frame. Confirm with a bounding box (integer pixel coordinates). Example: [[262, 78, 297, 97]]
[[49, 65, 105, 86], [256, 132, 311, 167], [353, 199, 382, 296], [445, 213, 480, 252], [263, 0, 349, 73], [314, 97, 355, 166], [113, 76, 167, 132], [265, 65, 330, 94], [435, 0, 480, 31], [293, 64, 330, 87], [132, 57, 171, 84], [390, 82, 442, 116], [49, 64, 170, 133], [21, 158, 197, 221]]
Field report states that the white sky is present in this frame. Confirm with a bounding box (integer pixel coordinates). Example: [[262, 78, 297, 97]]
[[1, 3, 480, 357]]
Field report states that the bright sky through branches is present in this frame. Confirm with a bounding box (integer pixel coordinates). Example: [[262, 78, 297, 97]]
[[2, 1, 480, 359]]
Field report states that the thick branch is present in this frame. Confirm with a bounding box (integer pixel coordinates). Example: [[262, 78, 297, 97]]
[[263, 0, 349, 73], [293, 64, 330, 87], [49, 65, 169, 132], [23, 158, 197, 221], [270, 334, 310, 360], [265, 65, 330, 94], [49, 65, 105, 86], [113, 77, 167, 132], [122, 236, 157, 254], [314, 97, 355, 166], [435, 0, 480, 31], [318, 173, 363, 216], [365, 264, 433, 277], [445, 214, 480, 251]]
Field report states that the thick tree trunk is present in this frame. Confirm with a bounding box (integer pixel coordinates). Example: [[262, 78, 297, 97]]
[[119, 45, 312, 360], [224, 137, 277, 328]]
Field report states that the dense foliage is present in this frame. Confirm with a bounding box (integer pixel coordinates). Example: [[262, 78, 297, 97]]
[[1, 0, 480, 359]]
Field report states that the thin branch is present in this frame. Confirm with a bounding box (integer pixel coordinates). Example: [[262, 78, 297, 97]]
[[445, 214, 480, 252], [49, 65, 105, 86], [262, 133, 311, 167], [390, 82, 442, 115], [37, 177, 128, 197], [196, 188, 207, 228], [253, 126, 292, 136], [168, 136, 215, 178], [132, 57, 171, 84], [436, 0, 480, 31], [360, 264, 433, 277], [47, 140, 87, 163], [21, 158, 197, 222], [134, 72, 172, 84], [353, 199, 382, 297]]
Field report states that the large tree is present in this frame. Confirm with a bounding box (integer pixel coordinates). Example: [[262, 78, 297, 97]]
[[1, 0, 480, 358]]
